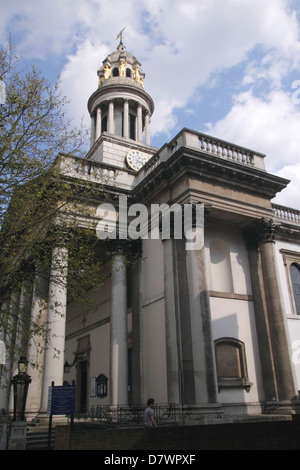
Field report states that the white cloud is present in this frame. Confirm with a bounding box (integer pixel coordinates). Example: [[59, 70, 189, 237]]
[[205, 90, 300, 170], [205, 89, 300, 208], [59, 40, 109, 130], [1, 0, 300, 209], [0, 0, 85, 58], [274, 163, 300, 209]]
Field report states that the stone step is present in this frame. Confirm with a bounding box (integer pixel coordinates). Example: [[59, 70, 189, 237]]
[[26, 428, 55, 450]]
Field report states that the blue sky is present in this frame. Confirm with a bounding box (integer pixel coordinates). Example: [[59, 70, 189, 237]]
[[1, 0, 300, 209]]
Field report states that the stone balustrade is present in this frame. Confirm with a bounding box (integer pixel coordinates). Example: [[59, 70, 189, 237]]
[[198, 134, 255, 166], [59, 154, 135, 190], [273, 204, 300, 225], [142, 153, 161, 176], [73, 159, 117, 183], [142, 129, 266, 171]]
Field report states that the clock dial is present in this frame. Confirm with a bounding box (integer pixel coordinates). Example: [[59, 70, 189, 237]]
[[126, 150, 149, 171]]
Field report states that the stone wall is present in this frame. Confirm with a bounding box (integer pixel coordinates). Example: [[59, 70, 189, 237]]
[[54, 419, 300, 450]]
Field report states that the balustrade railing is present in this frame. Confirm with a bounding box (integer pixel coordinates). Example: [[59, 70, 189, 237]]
[[143, 153, 160, 176], [73, 160, 117, 183], [198, 134, 255, 166], [273, 204, 300, 225]]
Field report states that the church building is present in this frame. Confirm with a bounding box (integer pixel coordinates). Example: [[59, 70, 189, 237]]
[[2, 36, 300, 424]]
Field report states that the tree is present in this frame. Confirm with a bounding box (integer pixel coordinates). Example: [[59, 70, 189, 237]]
[[0, 40, 87, 223], [0, 40, 138, 381]]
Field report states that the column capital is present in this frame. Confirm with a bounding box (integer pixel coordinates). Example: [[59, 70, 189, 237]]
[[259, 218, 280, 242], [244, 218, 280, 249]]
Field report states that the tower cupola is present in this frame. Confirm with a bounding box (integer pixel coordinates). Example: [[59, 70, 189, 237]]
[[88, 31, 154, 150]]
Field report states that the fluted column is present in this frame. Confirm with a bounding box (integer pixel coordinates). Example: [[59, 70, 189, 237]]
[[108, 100, 114, 134], [110, 248, 128, 406], [123, 99, 129, 139], [40, 245, 68, 411]]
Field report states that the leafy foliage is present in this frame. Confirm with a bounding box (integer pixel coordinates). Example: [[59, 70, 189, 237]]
[[0, 40, 114, 374]]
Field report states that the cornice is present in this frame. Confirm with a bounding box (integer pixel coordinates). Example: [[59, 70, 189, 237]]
[[133, 145, 289, 201], [87, 79, 155, 115]]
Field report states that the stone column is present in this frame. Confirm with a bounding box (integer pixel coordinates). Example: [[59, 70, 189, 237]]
[[95, 106, 102, 140], [257, 219, 297, 404], [108, 100, 114, 134], [244, 226, 278, 405], [186, 244, 217, 404], [90, 113, 95, 147], [110, 249, 128, 406], [17, 280, 33, 355], [163, 238, 180, 404], [137, 104, 143, 143], [0, 301, 12, 412], [175, 238, 195, 405], [7, 292, 21, 413], [144, 112, 150, 145], [26, 272, 49, 416], [40, 245, 68, 411], [123, 99, 129, 138]]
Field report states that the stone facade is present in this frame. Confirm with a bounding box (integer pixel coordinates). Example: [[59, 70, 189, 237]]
[[1, 39, 300, 424]]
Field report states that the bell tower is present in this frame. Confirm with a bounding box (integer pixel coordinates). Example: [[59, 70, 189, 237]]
[[86, 31, 156, 172]]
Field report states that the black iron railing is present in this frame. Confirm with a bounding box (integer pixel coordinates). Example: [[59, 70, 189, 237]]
[[70, 403, 177, 426]]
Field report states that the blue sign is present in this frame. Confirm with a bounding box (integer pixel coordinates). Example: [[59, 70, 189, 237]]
[[47, 385, 76, 416]]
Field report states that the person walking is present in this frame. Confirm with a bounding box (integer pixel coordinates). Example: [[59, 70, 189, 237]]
[[144, 398, 157, 428]]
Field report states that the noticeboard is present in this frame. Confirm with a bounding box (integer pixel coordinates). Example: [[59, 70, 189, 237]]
[[47, 385, 76, 416]]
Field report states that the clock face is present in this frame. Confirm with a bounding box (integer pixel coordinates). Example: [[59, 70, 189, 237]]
[[126, 150, 149, 171]]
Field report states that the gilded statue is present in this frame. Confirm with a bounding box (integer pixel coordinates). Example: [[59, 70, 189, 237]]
[[133, 66, 144, 87], [133, 65, 140, 81], [103, 64, 111, 79], [119, 60, 126, 76]]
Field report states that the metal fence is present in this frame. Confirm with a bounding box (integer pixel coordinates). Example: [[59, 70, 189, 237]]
[[70, 403, 177, 427]]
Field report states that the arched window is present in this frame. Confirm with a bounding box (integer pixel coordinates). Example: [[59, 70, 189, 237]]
[[126, 68, 131, 78], [112, 67, 119, 77], [215, 338, 251, 392], [209, 239, 234, 293], [290, 263, 300, 315]]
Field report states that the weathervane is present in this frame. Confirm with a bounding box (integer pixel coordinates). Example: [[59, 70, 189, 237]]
[[115, 27, 127, 44]]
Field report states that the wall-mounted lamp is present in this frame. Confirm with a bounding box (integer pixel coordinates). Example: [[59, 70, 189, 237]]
[[64, 353, 83, 374], [18, 356, 28, 374]]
